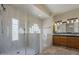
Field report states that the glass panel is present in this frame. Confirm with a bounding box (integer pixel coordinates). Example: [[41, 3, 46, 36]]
[[12, 18, 19, 41], [29, 24, 41, 33], [27, 17, 41, 55]]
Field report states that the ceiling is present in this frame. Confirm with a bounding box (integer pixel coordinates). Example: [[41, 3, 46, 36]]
[[12, 4, 79, 19], [12, 4, 50, 20], [45, 4, 79, 15]]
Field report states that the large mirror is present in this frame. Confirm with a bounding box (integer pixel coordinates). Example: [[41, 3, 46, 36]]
[[54, 18, 79, 34]]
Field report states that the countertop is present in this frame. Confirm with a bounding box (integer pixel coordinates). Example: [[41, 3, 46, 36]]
[[53, 33, 79, 36]]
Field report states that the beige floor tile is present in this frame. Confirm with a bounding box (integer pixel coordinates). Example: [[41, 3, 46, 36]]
[[40, 46, 79, 55]]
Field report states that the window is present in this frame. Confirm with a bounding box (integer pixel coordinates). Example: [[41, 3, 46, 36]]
[[29, 24, 41, 33], [12, 18, 19, 41]]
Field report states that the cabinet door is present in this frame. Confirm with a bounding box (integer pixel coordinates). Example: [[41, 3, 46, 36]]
[[53, 36, 61, 45], [60, 36, 67, 46], [67, 37, 74, 48], [70, 37, 79, 49], [53, 35, 67, 46], [74, 37, 79, 48], [67, 36, 79, 49]]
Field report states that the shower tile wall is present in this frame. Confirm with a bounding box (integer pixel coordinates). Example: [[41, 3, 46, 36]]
[[0, 5, 28, 54], [0, 5, 42, 55]]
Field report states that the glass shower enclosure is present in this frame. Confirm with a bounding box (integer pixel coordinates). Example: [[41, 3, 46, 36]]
[[0, 5, 41, 55]]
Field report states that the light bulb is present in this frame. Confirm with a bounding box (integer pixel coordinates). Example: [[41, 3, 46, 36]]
[[71, 20, 74, 23], [57, 23, 59, 25], [67, 21, 69, 23], [75, 19, 79, 22], [60, 22, 62, 24]]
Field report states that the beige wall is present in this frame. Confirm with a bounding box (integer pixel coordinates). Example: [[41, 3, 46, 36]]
[[34, 5, 50, 16], [40, 18, 53, 52], [53, 8, 79, 22]]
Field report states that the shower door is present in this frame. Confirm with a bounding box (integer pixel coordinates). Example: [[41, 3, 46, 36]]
[[0, 15, 4, 54], [0, 9, 27, 55], [0, 14, 40, 55], [0, 7, 41, 55], [27, 17, 41, 55]]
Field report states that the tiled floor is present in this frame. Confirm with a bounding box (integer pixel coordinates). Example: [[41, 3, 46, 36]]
[[40, 46, 79, 55]]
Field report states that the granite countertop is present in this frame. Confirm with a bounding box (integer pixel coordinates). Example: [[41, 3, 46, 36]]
[[53, 32, 79, 36]]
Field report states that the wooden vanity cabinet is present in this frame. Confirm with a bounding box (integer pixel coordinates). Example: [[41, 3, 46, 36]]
[[53, 35, 79, 49]]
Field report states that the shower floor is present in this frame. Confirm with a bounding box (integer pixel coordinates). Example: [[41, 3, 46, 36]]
[[0, 47, 38, 55]]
